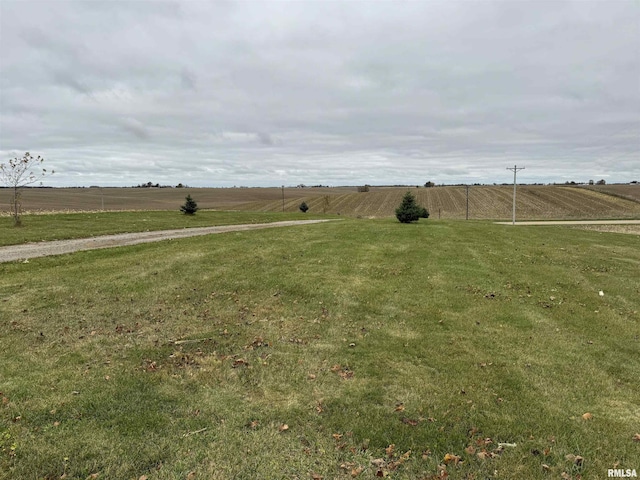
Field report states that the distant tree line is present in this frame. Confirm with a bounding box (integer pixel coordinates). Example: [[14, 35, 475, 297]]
[[134, 181, 188, 188]]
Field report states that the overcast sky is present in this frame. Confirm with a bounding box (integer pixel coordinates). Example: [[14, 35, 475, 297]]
[[1, 0, 638, 187]]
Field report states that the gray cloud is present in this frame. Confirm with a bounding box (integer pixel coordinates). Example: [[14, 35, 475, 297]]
[[1, 0, 638, 187]]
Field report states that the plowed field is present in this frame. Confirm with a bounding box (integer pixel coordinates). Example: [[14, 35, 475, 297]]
[[2, 185, 639, 220], [241, 185, 640, 220]]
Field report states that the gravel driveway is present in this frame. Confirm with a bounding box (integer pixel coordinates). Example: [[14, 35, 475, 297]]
[[0, 219, 335, 263]]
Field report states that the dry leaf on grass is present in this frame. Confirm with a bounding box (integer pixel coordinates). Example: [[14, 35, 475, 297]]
[[351, 466, 363, 477], [443, 453, 461, 465], [581, 412, 593, 420]]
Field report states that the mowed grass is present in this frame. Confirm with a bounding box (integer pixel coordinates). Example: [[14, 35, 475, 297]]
[[0, 219, 638, 479], [0, 211, 331, 247]]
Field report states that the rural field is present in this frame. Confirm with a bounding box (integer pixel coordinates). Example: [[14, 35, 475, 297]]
[[2, 184, 640, 220], [0, 212, 638, 479]]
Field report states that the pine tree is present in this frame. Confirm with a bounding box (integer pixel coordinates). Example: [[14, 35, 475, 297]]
[[299, 201, 309, 213], [395, 191, 426, 223], [180, 194, 199, 215]]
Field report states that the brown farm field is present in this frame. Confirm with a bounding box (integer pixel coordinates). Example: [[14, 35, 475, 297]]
[[228, 184, 640, 219], [0, 186, 355, 214], [2, 184, 640, 220], [581, 183, 640, 203]]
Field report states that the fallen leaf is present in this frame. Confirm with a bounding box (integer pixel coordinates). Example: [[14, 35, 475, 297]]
[[401, 417, 418, 426], [139, 476, 148, 480], [633, 433, 640, 442], [581, 412, 593, 420], [247, 420, 259, 430], [394, 403, 405, 412], [443, 453, 461, 465], [186, 472, 196, 480], [278, 424, 289, 432], [332, 433, 343, 440], [311, 474, 323, 480], [464, 445, 476, 455], [561, 472, 571, 480], [371, 458, 386, 468], [542, 464, 550, 472], [307, 374, 316, 380], [232, 358, 248, 368], [351, 466, 363, 477], [385, 444, 395, 457]]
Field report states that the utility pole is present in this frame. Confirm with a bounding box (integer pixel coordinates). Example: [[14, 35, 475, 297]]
[[465, 185, 469, 220], [281, 185, 285, 212], [506, 165, 525, 225]]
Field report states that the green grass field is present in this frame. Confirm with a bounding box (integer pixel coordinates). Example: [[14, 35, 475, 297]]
[[0, 211, 330, 247], [1, 214, 638, 479]]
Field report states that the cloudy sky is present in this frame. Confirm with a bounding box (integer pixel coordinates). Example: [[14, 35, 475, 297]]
[[1, 0, 638, 187]]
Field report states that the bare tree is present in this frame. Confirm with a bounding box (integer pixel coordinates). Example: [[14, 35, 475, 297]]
[[1, 152, 54, 226]]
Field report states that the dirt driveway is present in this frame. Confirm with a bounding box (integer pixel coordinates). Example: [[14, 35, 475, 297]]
[[495, 220, 640, 226], [0, 219, 335, 263], [495, 219, 640, 235]]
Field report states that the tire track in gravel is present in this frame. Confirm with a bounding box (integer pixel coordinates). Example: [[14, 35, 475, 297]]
[[0, 219, 337, 263]]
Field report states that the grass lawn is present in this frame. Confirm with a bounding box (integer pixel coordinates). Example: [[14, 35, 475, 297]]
[[0, 218, 638, 479], [0, 211, 332, 247]]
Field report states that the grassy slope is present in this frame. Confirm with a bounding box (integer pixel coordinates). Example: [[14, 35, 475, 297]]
[[0, 211, 331, 247], [0, 219, 638, 479]]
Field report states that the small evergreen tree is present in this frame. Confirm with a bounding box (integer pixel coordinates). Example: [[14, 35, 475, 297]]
[[299, 201, 309, 213], [180, 194, 199, 215], [395, 191, 426, 223]]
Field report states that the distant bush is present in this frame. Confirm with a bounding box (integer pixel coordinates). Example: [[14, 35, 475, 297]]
[[395, 191, 428, 223], [357, 185, 370, 193], [180, 195, 199, 215], [299, 201, 309, 213]]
